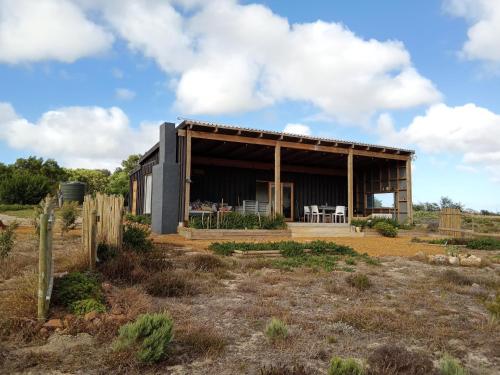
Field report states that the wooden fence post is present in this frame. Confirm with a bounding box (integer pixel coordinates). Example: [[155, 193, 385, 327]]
[[90, 209, 97, 269], [38, 213, 48, 320]]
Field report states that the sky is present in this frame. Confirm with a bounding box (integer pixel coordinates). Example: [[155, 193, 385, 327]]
[[0, 0, 499, 211]]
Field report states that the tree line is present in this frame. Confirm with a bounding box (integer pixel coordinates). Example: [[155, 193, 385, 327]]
[[0, 155, 140, 205]]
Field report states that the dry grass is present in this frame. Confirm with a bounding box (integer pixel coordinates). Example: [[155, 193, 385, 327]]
[[99, 253, 147, 285], [175, 323, 227, 358], [345, 273, 372, 291], [366, 344, 437, 375], [0, 255, 36, 281], [187, 253, 225, 272], [106, 286, 154, 319], [145, 270, 199, 297]]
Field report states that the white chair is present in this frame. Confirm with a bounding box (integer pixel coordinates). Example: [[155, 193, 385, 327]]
[[310, 205, 324, 223], [303, 206, 311, 222], [333, 206, 346, 223]]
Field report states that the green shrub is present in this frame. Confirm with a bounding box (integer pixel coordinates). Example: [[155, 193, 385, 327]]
[[373, 222, 398, 237], [439, 354, 467, 375], [53, 272, 102, 307], [350, 219, 368, 228], [60, 201, 78, 235], [113, 313, 173, 363], [125, 214, 151, 225], [123, 224, 153, 252], [466, 237, 500, 250], [369, 217, 400, 228], [265, 318, 288, 342], [345, 257, 357, 265], [0, 172, 52, 205], [0, 222, 18, 259], [70, 298, 106, 315], [272, 255, 339, 272], [346, 273, 371, 291], [97, 243, 118, 263], [190, 212, 286, 230], [328, 357, 364, 375]]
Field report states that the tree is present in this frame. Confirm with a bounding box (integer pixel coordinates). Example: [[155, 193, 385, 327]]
[[439, 196, 464, 211], [65, 168, 111, 194], [13, 156, 66, 184], [0, 172, 52, 204], [106, 154, 141, 197]]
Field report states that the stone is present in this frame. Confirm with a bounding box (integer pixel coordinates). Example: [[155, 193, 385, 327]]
[[448, 256, 460, 265], [428, 254, 449, 265], [84, 311, 98, 321], [43, 319, 63, 329], [459, 254, 482, 267]]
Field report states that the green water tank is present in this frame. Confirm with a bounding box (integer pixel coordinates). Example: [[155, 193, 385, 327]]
[[60, 182, 86, 204]]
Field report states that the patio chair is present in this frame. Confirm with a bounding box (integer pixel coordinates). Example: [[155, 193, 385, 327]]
[[303, 206, 311, 222], [310, 205, 324, 223], [333, 206, 346, 223]]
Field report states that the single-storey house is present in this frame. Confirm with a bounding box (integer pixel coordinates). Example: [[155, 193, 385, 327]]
[[129, 120, 414, 234]]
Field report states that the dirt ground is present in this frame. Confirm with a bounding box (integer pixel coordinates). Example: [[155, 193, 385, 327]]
[[152, 233, 447, 257], [1, 225, 499, 374]]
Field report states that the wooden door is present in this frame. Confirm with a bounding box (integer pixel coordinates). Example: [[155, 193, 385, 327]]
[[131, 179, 138, 215]]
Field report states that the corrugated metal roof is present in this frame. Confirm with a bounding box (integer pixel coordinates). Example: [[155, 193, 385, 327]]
[[176, 118, 414, 155]]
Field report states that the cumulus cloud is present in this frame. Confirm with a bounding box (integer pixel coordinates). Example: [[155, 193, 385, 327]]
[[0, 102, 158, 169], [0, 0, 113, 64], [88, 0, 440, 121], [283, 123, 311, 136], [444, 0, 500, 63], [378, 103, 500, 180], [115, 88, 136, 101]]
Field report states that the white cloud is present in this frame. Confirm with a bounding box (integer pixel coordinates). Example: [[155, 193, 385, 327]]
[[378, 103, 500, 180], [88, 0, 440, 121], [0, 102, 158, 169], [444, 0, 500, 63], [283, 123, 311, 136], [115, 88, 136, 101], [0, 0, 113, 64]]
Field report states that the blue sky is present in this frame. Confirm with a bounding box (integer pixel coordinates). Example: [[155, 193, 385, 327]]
[[0, 0, 499, 211]]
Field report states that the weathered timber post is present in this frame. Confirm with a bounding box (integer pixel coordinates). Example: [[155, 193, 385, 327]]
[[89, 209, 97, 269], [37, 213, 48, 320]]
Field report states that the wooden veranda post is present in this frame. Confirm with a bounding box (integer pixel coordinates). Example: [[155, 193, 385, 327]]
[[184, 130, 192, 222], [347, 150, 353, 224], [274, 143, 281, 217], [406, 157, 413, 223]]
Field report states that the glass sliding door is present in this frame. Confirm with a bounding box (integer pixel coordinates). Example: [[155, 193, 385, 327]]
[[268, 182, 294, 221]]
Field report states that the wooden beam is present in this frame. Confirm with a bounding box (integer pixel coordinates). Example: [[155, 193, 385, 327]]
[[407, 158, 413, 223], [347, 150, 354, 225], [275, 143, 281, 217], [184, 130, 192, 222], [186, 130, 409, 160], [191, 156, 347, 176]]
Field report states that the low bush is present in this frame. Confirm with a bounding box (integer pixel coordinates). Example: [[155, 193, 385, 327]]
[[328, 357, 364, 375], [439, 354, 467, 375], [113, 313, 173, 363], [53, 272, 102, 307], [97, 243, 118, 263], [350, 219, 368, 228], [366, 344, 437, 375], [125, 214, 151, 225], [265, 318, 288, 342], [373, 222, 398, 237], [346, 273, 371, 291], [466, 237, 500, 250], [439, 270, 473, 286], [145, 271, 198, 297], [0, 222, 18, 258], [123, 224, 153, 252], [272, 255, 339, 272], [188, 253, 225, 272], [70, 298, 106, 315], [139, 251, 173, 272], [60, 201, 78, 235], [345, 257, 357, 265], [99, 253, 145, 284], [176, 324, 226, 357], [0, 172, 52, 205], [0, 204, 33, 212]]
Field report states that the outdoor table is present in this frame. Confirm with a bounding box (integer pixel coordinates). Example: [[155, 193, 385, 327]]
[[318, 205, 336, 223]]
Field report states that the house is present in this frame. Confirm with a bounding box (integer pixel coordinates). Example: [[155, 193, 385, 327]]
[[129, 120, 414, 234]]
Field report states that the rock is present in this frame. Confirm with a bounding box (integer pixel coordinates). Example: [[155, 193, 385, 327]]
[[428, 254, 449, 265], [84, 311, 98, 321], [448, 256, 460, 265], [459, 254, 482, 267], [413, 251, 427, 262], [43, 319, 64, 330]]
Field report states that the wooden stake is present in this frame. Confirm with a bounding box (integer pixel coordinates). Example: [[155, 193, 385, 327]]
[[38, 214, 48, 320]]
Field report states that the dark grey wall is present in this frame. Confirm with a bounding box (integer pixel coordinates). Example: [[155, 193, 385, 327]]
[[151, 123, 180, 234]]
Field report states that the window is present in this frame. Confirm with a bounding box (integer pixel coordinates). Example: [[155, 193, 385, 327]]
[[373, 193, 394, 208], [144, 174, 153, 214]]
